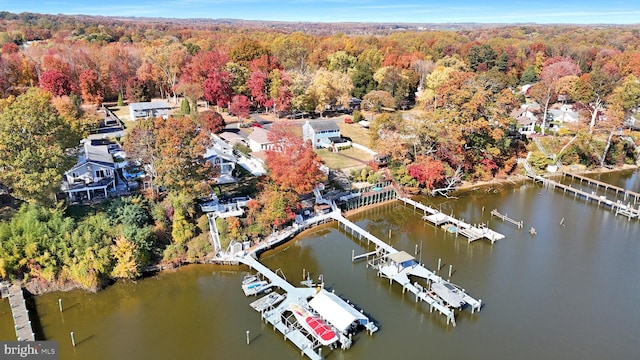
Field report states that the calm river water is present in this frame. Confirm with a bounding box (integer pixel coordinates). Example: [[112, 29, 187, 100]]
[[1, 170, 639, 360]]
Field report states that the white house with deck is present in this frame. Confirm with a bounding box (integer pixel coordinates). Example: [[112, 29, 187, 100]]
[[303, 120, 347, 149], [61, 140, 117, 202], [203, 135, 237, 184], [248, 127, 274, 152]]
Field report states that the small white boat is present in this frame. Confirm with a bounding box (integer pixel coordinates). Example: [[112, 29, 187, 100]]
[[242, 280, 271, 296], [250, 292, 285, 312], [431, 281, 466, 308], [242, 274, 260, 285], [288, 303, 338, 346]]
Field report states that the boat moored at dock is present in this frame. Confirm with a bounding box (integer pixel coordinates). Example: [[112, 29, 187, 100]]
[[289, 303, 339, 346]]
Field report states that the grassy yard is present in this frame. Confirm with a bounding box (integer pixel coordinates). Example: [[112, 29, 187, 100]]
[[316, 147, 373, 169], [338, 122, 373, 148]]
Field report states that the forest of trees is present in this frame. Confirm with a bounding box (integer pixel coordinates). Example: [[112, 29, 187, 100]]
[[1, 12, 640, 290]]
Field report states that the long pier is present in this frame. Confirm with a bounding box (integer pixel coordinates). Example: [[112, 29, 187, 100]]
[[398, 197, 505, 243], [525, 168, 640, 220], [561, 171, 640, 204], [333, 213, 482, 325], [1, 283, 35, 341]]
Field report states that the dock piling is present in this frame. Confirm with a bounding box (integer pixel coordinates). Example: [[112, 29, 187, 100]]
[[448, 265, 453, 279], [58, 298, 62, 312], [70, 331, 76, 347], [437, 258, 442, 271], [246, 330, 250, 345]]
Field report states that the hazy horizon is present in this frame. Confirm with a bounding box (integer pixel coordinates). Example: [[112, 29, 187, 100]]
[[1, 1, 639, 25]]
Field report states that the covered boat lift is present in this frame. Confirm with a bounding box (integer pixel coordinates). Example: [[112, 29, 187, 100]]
[[308, 291, 378, 335]]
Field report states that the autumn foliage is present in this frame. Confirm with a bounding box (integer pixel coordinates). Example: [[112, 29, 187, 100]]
[[407, 156, 445, 189], [265, 123, 324, 194]]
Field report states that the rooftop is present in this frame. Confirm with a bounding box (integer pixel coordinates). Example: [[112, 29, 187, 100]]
[[248, 127, 272, 144], [306, 120, 340, 132], [129, 101, 171, 111]]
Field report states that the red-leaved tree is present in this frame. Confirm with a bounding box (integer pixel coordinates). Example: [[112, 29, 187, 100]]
[[198, 110, 226, 134], [229, 95, 250, 120], [203, 69, 233, 109], [40, 69, 71, 96], [79, 69, 103, 104], [407, 156, 446, 189], [265, 123, 325, 194]]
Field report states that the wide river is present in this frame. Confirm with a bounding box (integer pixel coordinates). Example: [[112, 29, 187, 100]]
[[1, 170, 639, 360]]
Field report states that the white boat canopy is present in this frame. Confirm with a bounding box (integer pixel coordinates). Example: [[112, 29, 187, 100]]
[[308, 291, 369, 333]]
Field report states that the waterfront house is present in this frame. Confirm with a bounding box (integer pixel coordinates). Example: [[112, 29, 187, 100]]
[[129, 101, 171, 121], [203, 135, 237, 184], [511, 105, 539, 135], [61, 140, 118, 202]]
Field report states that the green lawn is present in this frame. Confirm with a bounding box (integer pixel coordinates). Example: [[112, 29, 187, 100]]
[[316, 147, 373, 169], [338, 122, 373, 148]]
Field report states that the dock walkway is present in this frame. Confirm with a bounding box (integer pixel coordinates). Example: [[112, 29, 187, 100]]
[[333, 213, 482, 325], [1, 283, 35, 341], [397, 197, 505, 243], [522, 161, 640, 220], [490, 209, 524, 228], [236, 255, 377, 359], [561, 171, 640, 204]]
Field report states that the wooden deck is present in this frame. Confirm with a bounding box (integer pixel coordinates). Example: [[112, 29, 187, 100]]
[[398, 197, 505, 243], [2, 283, 35, 341]]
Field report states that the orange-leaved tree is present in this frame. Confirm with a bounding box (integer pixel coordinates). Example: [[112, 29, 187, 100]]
[[265, 122, 324, 194]]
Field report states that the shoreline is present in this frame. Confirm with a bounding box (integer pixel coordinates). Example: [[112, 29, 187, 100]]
[[14, 164, 639, 296]]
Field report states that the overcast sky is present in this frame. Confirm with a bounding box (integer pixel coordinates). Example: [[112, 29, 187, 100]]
[[2, 0, 639, 24]]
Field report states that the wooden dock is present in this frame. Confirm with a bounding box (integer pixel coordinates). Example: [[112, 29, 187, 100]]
[[1, 283, 35, 341], [525, 168, 640, 220], [397, 197, 505, 243], [335, 213, 482, 324], [490, 209, 523, 228], [562, 171, 640, 204], [236, 255, 378, 359]]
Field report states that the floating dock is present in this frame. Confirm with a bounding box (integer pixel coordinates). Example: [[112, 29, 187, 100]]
[[397, 197, 505, 243], [1, 283, 35, 341]]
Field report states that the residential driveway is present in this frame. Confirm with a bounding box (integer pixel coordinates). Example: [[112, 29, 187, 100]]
[[250, 114, 272, 130]]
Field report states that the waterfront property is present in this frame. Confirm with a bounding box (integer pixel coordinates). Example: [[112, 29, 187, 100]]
[[60, 139, 120, 202], [398, 197, 505, 243], [302, 120, 343, 149], [236, 255, 378, 359]]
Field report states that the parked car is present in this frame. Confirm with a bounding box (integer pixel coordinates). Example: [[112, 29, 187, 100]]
[[250, 123, 263, 128], [344, 117, 353, 124]]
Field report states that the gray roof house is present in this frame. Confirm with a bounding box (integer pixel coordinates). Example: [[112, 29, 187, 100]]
[[61, 140, 119, 202], [248, 127, 273, 152], [302, 120, 342, 148], [129, 101, 171, 121]]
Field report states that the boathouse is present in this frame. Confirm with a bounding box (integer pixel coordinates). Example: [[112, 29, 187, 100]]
[[308, 291, 372, 335], [386, 251, 417, 272]]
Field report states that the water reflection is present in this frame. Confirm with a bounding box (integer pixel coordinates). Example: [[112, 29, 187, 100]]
[[0, 170, 638, 359]]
